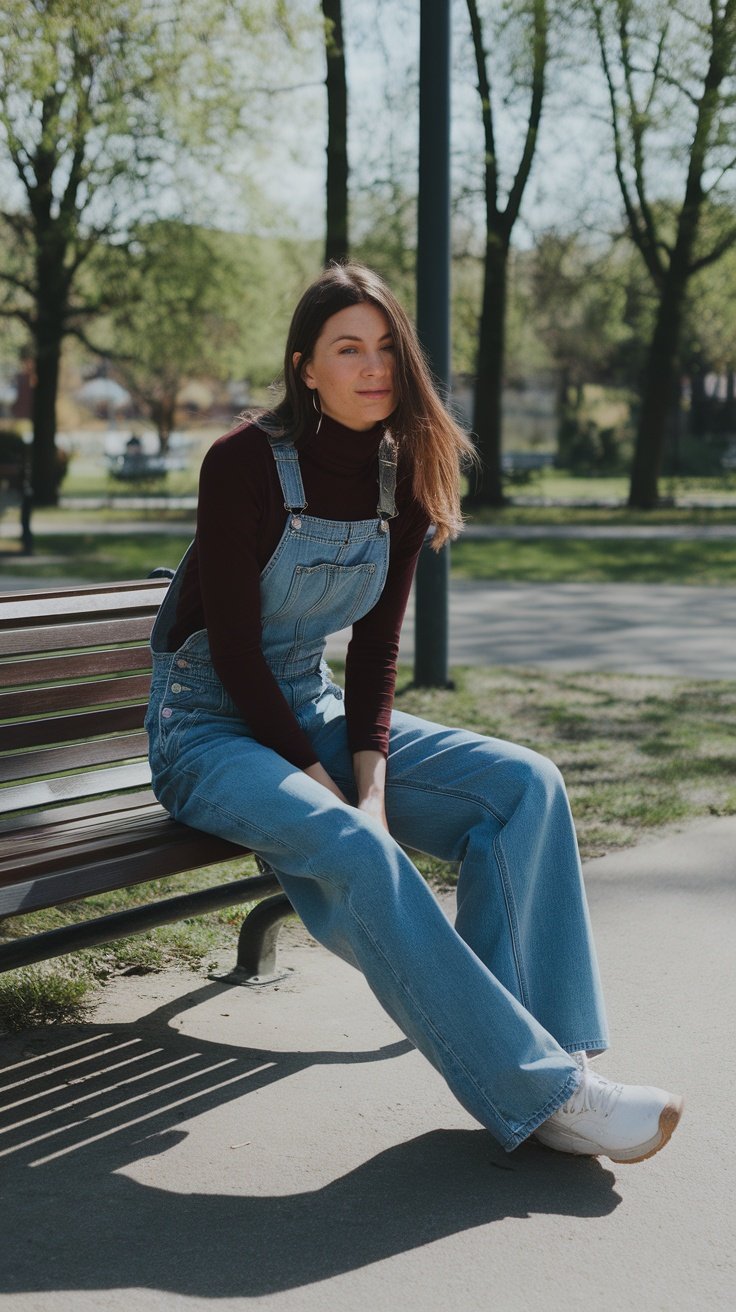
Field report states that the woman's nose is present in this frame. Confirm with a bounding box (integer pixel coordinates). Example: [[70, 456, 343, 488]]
[[363, 351, 389, 375]]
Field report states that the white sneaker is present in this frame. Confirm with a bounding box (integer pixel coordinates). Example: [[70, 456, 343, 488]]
[[534, 1053, 684, 1163]]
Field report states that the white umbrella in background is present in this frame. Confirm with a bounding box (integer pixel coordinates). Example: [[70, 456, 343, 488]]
[[76, 378, 131, 409]]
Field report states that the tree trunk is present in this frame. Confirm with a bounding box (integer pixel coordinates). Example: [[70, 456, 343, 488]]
[[31, 330, 62, 506], [322, 0, 348, 265], [465, 234, 508, 507], [628, 266, 688, 508], [150, 396, 176, 454], [689, 365, 707, 436]]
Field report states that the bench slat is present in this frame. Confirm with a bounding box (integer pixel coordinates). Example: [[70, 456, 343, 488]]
[[0, 673, 151, 721], [0, 823, 246, 917], [0, 786, 157, 835], [1, 799, 163, 865], [0, 614, 155, 658], [0, 806, 190, 877], [0, 760, 151, 816], [0, 731, 148, 784], [0, 645, 151, 687], [0, 578, 164, 603], [0, 582, 167, 630], [0, 703, 146, 754]]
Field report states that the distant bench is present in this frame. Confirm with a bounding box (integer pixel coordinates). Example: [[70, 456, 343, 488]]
[[0, 578, 292, 984], [501, 452, 555, 482], [106, 452, 189, 482]]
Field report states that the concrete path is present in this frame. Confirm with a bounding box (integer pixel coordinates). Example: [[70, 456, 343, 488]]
[[1, 564, 733, 679], [327, 580, 736, 680], [1, 815, 734, 1311]]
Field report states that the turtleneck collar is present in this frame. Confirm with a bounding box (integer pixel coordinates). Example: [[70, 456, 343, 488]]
[[300, 411, 386, 475]]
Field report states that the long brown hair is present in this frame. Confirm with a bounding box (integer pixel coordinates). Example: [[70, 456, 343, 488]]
[[252, 263, 476, 550]]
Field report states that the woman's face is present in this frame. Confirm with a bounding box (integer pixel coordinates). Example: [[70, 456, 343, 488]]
[[296, 302, 397, 432]]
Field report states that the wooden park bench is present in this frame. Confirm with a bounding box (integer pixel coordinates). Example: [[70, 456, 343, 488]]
[[0, 577, 293, 984]]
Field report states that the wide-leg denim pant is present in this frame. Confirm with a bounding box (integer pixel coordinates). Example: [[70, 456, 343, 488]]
[[148, 669, 609, 1152]]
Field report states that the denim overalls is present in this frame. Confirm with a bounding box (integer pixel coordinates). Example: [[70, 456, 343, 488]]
[[146, 436, 608, 1151]]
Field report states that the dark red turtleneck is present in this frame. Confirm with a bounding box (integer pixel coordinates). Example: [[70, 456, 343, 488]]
[[168, 415, 431, 769]]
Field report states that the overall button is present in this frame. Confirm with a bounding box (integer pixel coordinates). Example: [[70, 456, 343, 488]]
[[291, 516, 302, 529], [162, 708, 173, 719], [171, 682, 182, 693], [379, 520, 389, 532], [176, 658, 188, 668]]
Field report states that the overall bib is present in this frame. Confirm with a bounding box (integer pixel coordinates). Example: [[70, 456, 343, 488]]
[[146, 438, 608, 1151]]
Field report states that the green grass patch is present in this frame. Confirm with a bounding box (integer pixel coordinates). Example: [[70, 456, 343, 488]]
[[0, 966, 95, 1033], [466, 503, 736, 527], [450, 536, 736, 584], [4, 530, 736, 586], [489, 469, 736, 507], [0, 532, 192, 582]]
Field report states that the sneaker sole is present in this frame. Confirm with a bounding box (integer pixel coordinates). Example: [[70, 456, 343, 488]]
[[607, 1096, 684, 1164]]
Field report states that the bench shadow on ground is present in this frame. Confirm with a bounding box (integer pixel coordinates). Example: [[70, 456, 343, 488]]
[[0, 981, 620, 1299]]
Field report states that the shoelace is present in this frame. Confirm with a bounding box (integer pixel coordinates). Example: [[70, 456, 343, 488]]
[[563, 1066, 624, 1119]]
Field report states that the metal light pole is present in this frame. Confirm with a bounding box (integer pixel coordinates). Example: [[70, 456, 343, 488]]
[[414, 0, 452, 687]]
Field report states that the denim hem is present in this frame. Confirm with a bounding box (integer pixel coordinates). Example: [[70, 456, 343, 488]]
[[562, 1040, 609, 1055], [502, 1065, 582, 1153]]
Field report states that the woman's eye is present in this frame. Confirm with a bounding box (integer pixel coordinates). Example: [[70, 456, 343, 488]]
[[339, 347, 357, 355]]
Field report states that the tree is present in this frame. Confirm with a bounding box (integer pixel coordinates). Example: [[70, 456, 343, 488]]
[[98, 221, 240, 452], [463, 0, 548, 507], [590, 0, 736, 507], [530, 230, 653, 440], [0, 0, 284, 504], [321, 0, 348, 264]]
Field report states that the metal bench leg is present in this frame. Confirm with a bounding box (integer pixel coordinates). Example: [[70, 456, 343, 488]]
[[209, 892, 295, 987]]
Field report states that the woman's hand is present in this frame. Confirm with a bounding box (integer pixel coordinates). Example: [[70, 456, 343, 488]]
[[303, 761, 349, 804], [352, 750, 389, 832]]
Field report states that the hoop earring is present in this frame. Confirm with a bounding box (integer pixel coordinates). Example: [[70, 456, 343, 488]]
[[311, 389, 323, 435]]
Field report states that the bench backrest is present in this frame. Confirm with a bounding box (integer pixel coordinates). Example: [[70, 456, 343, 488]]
[[0, 579, 167, 837]]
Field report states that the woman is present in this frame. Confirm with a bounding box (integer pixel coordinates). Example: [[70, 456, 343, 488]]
[[146, 262, 683, 1162]]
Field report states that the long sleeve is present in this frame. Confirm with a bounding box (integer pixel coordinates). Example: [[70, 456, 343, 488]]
[[344, 489, 430, 756]]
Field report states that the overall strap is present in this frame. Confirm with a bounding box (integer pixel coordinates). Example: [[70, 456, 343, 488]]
[[377, 433, 398, 521], [270, 442, 308, 513]]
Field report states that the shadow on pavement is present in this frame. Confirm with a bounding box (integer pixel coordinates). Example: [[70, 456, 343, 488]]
[[0, 982, 620, 1299]]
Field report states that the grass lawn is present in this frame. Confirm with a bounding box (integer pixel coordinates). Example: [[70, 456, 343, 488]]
[[0, 532, 194, 582], [4, 528, 736, 586], [2, 662, 735, 1031], [451, 536, 736, 585]]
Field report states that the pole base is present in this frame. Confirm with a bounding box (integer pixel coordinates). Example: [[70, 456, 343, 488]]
[[208, 965, 294, 988]]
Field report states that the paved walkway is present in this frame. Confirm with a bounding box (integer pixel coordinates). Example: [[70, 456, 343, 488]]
[[1, 815, 734, 1311], [378, 580, 736, 680], [1, 565, 733, 679]]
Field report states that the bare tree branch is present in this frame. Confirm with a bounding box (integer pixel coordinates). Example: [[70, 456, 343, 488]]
[[689, 223, 736, 273], [0, 270, 34, 295], [619, 4, 665, 282], [505, 0, 548, 230], [590, 1, 665, 285], [466, 0, 498, 217]]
